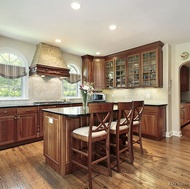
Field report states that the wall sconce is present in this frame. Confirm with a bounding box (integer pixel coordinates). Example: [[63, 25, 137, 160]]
[[180, 52, 189, 60]]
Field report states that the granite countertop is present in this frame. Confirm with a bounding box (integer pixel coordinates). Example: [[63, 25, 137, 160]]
[[42, 103, 167, 117], [0, 101, 80, 108], [0, 101, 167, 108]]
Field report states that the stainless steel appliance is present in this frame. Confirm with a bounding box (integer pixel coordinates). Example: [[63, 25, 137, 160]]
[[91, 93, 106, 102]]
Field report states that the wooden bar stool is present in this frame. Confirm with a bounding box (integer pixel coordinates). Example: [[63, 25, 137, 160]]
[[132, 100, 144, 154], [109, 102, 134, 173], [71, 102, 113, 189]]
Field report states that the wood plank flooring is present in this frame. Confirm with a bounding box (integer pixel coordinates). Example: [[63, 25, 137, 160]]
[[0, 128, 190, 189]]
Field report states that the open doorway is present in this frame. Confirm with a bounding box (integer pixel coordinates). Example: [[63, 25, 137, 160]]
[[180, 61, 190, 137]]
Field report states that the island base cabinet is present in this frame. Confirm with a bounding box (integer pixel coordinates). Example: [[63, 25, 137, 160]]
[[43, 112, 89, 176], [140, 105, 166, 140], [43, 112, 61, 174]]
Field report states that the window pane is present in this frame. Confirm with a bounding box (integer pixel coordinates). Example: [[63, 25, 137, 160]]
[[62, 64, 80, 98], [0, 77, 22, 97], [63, 80, 78, 97], [0, 50, 26, 98]]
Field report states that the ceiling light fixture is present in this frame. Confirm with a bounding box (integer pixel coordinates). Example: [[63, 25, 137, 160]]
[[71, 2, 81, 10], [109, 25, 117, 30], [55, 39, 61, 43], [96, 52, 100, 55]]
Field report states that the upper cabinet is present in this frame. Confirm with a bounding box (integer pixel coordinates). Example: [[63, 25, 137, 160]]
[[105, 57, 126, 88], [180, 65, 189, 92], [82, 41, 164, 89], [81, 55, 105, 90], [141, 49, 160, 87], [126, 41, 164, 88], [81, 55, 94, 83], [127, 54, 140, 87], [93, 57, 105, 89]]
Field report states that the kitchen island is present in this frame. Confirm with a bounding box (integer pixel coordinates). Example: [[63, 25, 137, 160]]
[[42, 103, 167, 176]]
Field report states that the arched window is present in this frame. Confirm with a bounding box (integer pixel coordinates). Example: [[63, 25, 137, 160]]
[[0, 48, 28, 99], [62, 64, 81, 98]]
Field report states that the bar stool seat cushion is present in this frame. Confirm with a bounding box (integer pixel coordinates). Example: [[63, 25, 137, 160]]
[[110, 121, 129, 131], [72, 126, 107, 140], [133, 120, 140, 125]]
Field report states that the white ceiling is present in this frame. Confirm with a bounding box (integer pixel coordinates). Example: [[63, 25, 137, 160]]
[[1, 0, 190, 56]]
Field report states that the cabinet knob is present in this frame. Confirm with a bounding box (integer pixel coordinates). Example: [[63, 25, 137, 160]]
[[4, 110, 7, 114]]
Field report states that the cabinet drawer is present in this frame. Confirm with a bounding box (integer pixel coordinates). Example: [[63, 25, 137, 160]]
[[17, 107, 38, 114], [0, 108, 17, 115], [143, 106, 158, 113]]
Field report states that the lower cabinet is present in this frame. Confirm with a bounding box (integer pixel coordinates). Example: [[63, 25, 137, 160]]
[[17, 107, 38, 142], [0, 108, 17, 146], [180, 103, 190, 126], [141, 105, 166, 140]]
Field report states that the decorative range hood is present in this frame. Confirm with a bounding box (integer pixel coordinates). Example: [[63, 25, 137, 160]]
[[29, 42, 70, 77]]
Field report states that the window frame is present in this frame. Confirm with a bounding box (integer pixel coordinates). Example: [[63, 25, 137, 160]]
[[0, 48, 28, 100]]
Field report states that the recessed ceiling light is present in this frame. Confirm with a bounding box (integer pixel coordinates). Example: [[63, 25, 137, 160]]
[[109, 25, 117, 30], [55, 39, 61, 43], [71, 2, 81, 10], [96, 52, 100, 55]]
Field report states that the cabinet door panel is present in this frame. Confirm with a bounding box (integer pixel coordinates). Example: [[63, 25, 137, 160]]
[[17, 113, 37, 141], [43, 113, 60, 169], [0, 116, 16, 145], [142, 114, 157, 136]]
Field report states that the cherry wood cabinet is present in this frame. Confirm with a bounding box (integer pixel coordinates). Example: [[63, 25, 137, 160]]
[[180, 103, 190, 126], [81, 55, 105, 89], [43, 112, 61, 173], [0, 108, 17, 146], [81, 55, 94, 83], [127, 54, 140, 87], [38, 105, 57, 138], [93, 57, 105, 89], [141, 105, 166, 140], [81, 41, 164, 89], [126, 41, 164, 88], [180, 65, 189, 91], [17, 107, 38, 142], [105, 57, 126, 88]]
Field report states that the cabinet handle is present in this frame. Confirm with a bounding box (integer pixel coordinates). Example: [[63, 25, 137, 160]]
[[14, 116, 17, 120], [17, 116, 20, 119]]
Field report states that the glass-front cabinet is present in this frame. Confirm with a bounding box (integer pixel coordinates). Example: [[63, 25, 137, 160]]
[[126, 42, 163, 88], [127, 54, 140, 87], [115, 58, 126, 88], [142, 50, 157, 87], [105, 60, 114, 88], [105, 57, 126, 88]]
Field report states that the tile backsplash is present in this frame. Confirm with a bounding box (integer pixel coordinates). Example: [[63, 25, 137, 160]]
[[29, 76, 62, 101]]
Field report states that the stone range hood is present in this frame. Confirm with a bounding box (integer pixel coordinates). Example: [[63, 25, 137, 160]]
[[29, 42, 70, 77]]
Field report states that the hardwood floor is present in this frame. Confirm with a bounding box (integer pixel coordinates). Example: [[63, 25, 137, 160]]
[[0, 133, 190, 189]]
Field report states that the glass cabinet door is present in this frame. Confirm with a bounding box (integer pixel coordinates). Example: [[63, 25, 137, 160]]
[[105, 60, 114, 88], [127, 54, 140, 87], [115, 58, 126, 88], [142, 50, 157, 87]]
